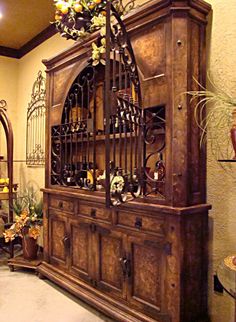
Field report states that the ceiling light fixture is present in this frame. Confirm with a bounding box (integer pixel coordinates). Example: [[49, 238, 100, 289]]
[[0, 12, 3, 19]]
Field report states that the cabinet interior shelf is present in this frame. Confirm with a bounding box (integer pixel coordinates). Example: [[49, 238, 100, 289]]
[[0, 160, 26, 163], [52, 129, 165, 143]]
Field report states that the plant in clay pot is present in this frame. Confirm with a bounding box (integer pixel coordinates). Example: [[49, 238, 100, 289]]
[[3, 187, 43, 260]]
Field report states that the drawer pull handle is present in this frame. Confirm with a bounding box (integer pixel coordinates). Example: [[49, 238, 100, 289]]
[[58, 201, 63, 209], [91, 208, 96, 218], [135, 217, 142, 229]]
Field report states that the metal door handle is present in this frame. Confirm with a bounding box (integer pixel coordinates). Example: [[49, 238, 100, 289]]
[[58, 201, 63, 209], [119, 257, 131, 277], [62, 236, 70, 250], [91, 208, 96, 218]]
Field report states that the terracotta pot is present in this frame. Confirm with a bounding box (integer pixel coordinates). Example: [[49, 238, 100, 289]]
[[231, 109, 236, 159], [22, 235, 38, 260]]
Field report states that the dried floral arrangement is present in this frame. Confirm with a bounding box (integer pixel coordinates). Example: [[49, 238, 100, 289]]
[[3, 187, 43, 242], [53, 0, 135, 65]]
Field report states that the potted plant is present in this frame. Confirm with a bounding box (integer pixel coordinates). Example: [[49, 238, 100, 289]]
[[3, 187, 43, 260], [186, 75, 236, 160]]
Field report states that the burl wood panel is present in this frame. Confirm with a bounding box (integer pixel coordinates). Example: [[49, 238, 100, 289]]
[[50, 214, 67, 265], [131, 22, 168, 108], [71, 223, 89, 274], [128, 236, 163, 312], [132, 24, 166, 79], [96, 229, 125, 298]]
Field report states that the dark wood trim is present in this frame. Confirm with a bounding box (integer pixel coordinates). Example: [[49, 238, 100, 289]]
[[0, 46, 19, 59], [0, 24, 57, 59], [19, 24, 57, 58]]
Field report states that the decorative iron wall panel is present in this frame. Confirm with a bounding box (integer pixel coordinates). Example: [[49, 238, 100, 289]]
[[26, 71, 46, 166]]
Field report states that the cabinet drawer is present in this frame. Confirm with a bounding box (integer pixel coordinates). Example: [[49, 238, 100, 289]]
[[49, 196, 75, 214], [116, 211, 165, 236], [78, 202, 112, 223]]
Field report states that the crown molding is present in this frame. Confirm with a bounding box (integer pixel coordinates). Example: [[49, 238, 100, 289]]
[[0, 24, 57, 59], [0, 46, 19, 59]]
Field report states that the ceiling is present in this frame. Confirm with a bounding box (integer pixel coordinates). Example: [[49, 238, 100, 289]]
[[0, 0, 55, 50]]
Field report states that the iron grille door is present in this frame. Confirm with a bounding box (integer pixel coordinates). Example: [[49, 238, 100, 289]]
[[105, 2, 143, 207]]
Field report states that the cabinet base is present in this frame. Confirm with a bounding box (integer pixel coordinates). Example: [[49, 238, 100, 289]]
[[37, 262, 170, 322]]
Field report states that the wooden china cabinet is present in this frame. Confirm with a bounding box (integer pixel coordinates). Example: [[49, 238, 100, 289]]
[[38, 0, 211, 321]]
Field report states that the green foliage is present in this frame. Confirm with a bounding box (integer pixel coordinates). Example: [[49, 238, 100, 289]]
[[13, 186, 43, 220], [186, 76, 236, 148]]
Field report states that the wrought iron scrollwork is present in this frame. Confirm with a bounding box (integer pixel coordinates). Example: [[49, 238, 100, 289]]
[[50, 1, 166, 206], [105, 3, 143, 206], [143, 106, 166, 198], [26, 71, 46, 166], [51, 66, 96, 189]]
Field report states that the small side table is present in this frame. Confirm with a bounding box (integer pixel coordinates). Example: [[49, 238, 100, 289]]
[[217, 255, 236, 298], [8, 253, 43, 273], [217, 255, 236, 322]]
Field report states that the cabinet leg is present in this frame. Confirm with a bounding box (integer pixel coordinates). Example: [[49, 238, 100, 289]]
[[9, 265, 14, 272], [9, 242, 14, 258], [38, 272, 45, 280]]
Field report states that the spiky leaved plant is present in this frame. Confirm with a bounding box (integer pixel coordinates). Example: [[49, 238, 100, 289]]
[[186, 75, 236, 162]]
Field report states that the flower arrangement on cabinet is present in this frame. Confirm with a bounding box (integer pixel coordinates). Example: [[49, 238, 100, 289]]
[[53, 0, 136, 65], [3, 188, 43, 243]]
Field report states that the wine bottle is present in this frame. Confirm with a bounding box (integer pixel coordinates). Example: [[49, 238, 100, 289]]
[[154, 153, 165, 181]]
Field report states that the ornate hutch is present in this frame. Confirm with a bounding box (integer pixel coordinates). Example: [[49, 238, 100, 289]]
[[38, 0, 211, 321]]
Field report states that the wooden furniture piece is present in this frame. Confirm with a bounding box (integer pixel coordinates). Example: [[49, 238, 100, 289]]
[[38, 1, 211, 321]]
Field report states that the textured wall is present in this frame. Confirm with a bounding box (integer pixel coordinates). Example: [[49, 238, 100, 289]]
[[207, 0, 236, 321]]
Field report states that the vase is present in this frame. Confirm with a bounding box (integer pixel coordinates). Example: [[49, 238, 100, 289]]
[[22, 235, 38, 260], [231, 108, 236, 160]]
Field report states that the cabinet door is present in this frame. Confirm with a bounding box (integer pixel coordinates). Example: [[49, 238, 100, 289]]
[[49, 212, 69, 270], [69, 218, 93, 283], [127, 235, 169, 320], [95, 225, 126, 299]]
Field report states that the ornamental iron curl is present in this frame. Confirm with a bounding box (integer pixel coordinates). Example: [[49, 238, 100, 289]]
[[51, 66, 96, 189]]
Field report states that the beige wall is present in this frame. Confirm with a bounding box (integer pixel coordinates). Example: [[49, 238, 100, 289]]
[[0, 0, 236, 320], [13, 34, 74, 192]]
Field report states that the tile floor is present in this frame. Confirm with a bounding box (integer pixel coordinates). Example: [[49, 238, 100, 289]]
[[0, 250, 114, 322]]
